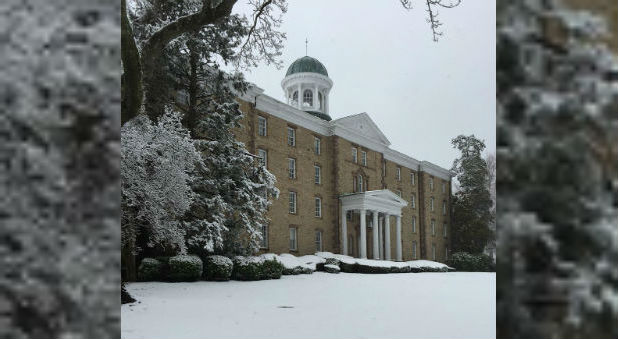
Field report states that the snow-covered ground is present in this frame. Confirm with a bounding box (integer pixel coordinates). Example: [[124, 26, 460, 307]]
[[122, 272, 495, 339]]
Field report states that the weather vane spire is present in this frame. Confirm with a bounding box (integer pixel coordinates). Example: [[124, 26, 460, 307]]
[[305, 38, 308, 56]]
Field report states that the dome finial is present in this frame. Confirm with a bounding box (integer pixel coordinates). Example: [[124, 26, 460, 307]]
[[305, 38, 308, 56]]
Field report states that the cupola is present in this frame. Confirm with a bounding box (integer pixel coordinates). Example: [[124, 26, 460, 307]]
[[281, 56, 333, 121]]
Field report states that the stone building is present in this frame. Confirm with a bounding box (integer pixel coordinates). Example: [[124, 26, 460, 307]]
[[233, 56, 453, 262]]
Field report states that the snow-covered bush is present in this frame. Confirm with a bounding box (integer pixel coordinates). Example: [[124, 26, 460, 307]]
[[260, 259, 284, 279], [168, 255, 203, 282], [497, 0, 618, 337], [324, 264, 341, 274], [232, 256, 263, 281], [447, 252, 494, 272], [202, 255, 234, 281], [138, 258, 163, 281], [1, 0, 120, 338]]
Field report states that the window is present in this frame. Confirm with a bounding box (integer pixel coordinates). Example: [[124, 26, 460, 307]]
[[442, 201, 447, 215], [257, 149, 267, 168], [412, 216, 416, 233], [287, 127, 295, 146], [444, 223, 448, 237], [292, 91, 298, 104], [303, 89, 313, 106], [352, 147, 358, 163], [431, 219, 436, 236], [412, 241, 417, 259], [429, 177, 434, 191], [432, 244, 436, 261], [431, 197, 435, 211], [396, 167, 401, 181], [396, 190, 402, 197], [410, 172, 415, 185], [318, 92, 323, 110], [346, 211, 352, 221], [442, 182, 446, 193], [289, 227, 297, 251], [289, 191, 297, 214], [314, 137, 321, 155], [361, 151, 367, 166], [314, 165, 321, 184], [410, 194, 415, 208], [315, 230, 323, 251], [257, 116, 267, 136], [445, 246, 448, 260], [315, 197, 322, 217], [260, 224, 268, 248], [355, 174, 364, 192], [288, 158, 296, 179]]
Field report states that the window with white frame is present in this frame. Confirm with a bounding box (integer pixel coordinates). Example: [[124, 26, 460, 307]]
[[431, 197, 435, 211], [411, 194, 415, 208], [314, 165, 321, 184], [355, 174, 364, 192], [257, 149, 267, 168], [412, 216, 416, 233], [410, 172, 415, 185], [287, 127, 295, 146], [315, 197, 322, 217], [396, 167, 401, 181], [289, 227, 297, 250], [444, 222, 448, 237], [412, 241, 417, 259], [257, 116, 267, 136], [442, 182, 446, 193], [431, 219, 436, 236], [289, 191, 297, 214], [303, 89, 313, 106], [314, 137, 321, 155], [432, 243, 436, 260], [361, 151, 367, 166], [260, 224, 268, 248], [352, 147, 357, 163], [315, 230, 323, 251], [429, 177, 434, 191], [288, 158, 296, 179], [443, 200, 447, 215]]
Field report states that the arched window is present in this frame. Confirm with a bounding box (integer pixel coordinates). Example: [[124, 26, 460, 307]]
[[318, 92, 323, 110], [292, 90, 298, 103], [303, 89, 313, 106], [357, 174, 364, 192]]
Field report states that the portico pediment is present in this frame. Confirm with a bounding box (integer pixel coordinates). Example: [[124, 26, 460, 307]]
[[330, 113, 391, 147], [340, 189, 408, 216]]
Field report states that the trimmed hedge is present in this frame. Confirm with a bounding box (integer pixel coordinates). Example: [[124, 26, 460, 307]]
[[324, 264, 340, 273], [447, 252, 494, 272], [282, 266, 312, 275], [260, 259, 284, 279], [168, 255, 203, 281], [232, 256, 262, 281], [203, 255, 233, 281], [138, 258, 163, 281]]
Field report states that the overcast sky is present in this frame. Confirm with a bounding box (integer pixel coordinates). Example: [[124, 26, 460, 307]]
[[232, 0, 496, 170]]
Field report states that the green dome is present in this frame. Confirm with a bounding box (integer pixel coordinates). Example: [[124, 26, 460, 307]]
[[285, 56, 328, 76]]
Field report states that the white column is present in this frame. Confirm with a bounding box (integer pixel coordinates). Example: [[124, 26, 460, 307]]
[[313, 85, 318, 109], [384, 214, 391, 260], [297, 83, 302, 109], [372, 211, 379, 259], [360, 209, 367, 258], [341, 209, 348, 255], [396, 215, 402, 261]]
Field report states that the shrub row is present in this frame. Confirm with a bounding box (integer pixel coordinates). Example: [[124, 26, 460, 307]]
[[447, 252, 495, 272], [138, 255, 288, 282]]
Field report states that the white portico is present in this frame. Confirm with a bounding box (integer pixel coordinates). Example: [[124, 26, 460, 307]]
[[340, 189, 408, 261]]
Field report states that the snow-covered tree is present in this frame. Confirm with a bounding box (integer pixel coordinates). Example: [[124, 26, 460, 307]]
[[497, 0, 618, 337], [121, 110, 202, 254], [450, 135, 493, 254], [1, 0, 120, 337]]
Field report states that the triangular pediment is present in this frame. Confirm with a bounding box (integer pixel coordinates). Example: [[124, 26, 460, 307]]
[[331, 113, 391, 146]]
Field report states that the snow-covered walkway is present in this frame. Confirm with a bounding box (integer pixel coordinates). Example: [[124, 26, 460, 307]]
[[122, 272, 495, 339]]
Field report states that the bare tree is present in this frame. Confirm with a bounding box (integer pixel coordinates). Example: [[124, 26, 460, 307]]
[[400, 0, 462, 41]]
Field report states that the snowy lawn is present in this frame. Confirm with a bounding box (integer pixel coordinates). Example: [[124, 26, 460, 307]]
[[122, 272, 495, 339]]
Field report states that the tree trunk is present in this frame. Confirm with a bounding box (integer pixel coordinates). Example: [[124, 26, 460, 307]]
[[121, 0, 142, 125]]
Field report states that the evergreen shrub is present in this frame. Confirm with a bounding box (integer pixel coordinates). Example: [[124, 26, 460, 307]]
[[138, 258, 163, 281], [203, 255, 233, 281], [168, 255, 203, 281], [447, 252, 493, 272], [260, 259, 284, 279]]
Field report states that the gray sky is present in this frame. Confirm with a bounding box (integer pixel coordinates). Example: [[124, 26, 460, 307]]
[[232, 0, 496, 170]]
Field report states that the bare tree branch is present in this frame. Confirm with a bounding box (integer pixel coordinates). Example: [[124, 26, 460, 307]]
[[400, 0, 462, 42]]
